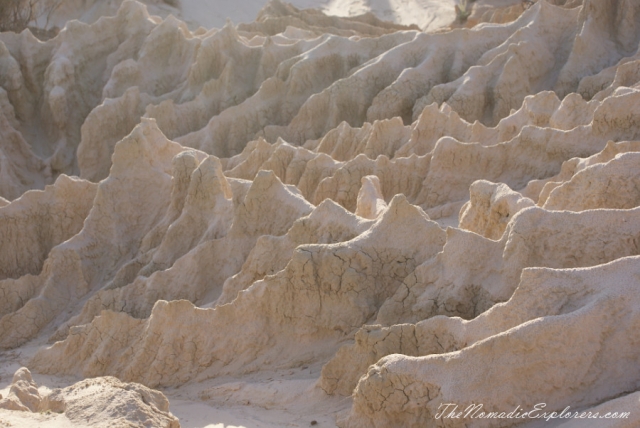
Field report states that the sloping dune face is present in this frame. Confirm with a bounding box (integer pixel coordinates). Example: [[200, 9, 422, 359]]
[[1, 0, 640, 426]]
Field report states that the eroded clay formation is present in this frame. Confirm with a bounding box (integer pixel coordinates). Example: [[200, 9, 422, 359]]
[[1, 0, 639, 427]]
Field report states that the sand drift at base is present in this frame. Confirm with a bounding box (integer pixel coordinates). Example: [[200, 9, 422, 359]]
[[1, 0, 640, 427]]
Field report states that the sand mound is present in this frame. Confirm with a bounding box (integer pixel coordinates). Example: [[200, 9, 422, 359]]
[[0, 367, 179, 427], [1, 0, 640, 426]]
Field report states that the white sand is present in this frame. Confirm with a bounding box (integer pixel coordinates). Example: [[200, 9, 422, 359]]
[[180, 0, 455, 30], [42, 0, 455, 32]]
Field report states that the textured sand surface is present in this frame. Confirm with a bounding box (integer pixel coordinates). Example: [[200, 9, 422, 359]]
[[43, 0, 455, 31], [1, 0, 640, 427]]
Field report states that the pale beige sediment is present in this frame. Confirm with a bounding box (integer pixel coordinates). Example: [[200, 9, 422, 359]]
[[0, 0, 637, 426], [339, 257, 640, 427], [0, 367, 179, 427]]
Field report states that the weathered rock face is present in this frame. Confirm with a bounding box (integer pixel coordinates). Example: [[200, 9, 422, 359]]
[[0, 0, 639, 427], [0, 174, 96, 282], [339, 257, 640, 428]]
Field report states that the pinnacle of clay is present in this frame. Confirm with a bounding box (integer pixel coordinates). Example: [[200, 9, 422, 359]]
[[459, 180, 535, 240], [355, 175, 387, 219]]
